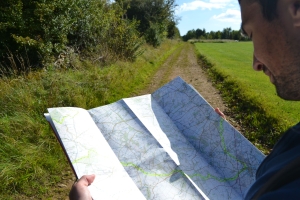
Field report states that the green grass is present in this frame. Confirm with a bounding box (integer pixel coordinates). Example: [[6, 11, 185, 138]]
[[195, 42, 300, 153], [4, 40, 299, 198], [0, 40, 183, 199]]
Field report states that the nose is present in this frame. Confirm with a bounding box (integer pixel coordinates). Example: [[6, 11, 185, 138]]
[[253, 54, 264, 71]]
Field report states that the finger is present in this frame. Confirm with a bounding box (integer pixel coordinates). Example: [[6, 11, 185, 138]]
[[77, 174, 96, 186], [215, 108, 226, 120], [85, 174, 96, 185]]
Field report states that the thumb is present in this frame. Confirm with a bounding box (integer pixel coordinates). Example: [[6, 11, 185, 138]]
[[78, 174, 96, 186]]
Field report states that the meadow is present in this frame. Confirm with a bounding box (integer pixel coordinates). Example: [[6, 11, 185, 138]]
[[195, 42, 300, 152]]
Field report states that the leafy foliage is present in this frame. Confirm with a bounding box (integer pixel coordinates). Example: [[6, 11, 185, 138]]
[[167, 20, 181, 39], [182, 27, 251, 41], [116, 0, 178, 47], [0, 0, 144, 73]]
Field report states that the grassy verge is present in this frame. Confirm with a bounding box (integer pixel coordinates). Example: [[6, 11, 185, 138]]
[[195, 42, 300, 154], [0, 39, 183, 199]]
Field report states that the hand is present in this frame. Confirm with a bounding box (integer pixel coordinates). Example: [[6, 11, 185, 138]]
[[69, 174, 95, 200], [215, 107, 226, 120]]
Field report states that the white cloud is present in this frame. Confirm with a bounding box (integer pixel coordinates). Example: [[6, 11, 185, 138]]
[[176, 0, 234, 13], [211, 9, 241, 23], [209, 0, 232, 3]]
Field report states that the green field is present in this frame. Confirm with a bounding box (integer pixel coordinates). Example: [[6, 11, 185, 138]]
[[195, 42, 300, 151]]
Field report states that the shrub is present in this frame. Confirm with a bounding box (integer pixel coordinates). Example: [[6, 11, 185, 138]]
[[0, 0, 144, 74]]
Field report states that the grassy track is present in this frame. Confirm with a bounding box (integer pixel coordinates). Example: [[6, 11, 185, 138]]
[[0, 40, 183, 199], [195, 42, 300, 152]]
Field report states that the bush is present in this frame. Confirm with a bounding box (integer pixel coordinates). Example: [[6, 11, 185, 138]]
[[144, 22, 167, 47], [116, 0, 177, 47], [75, 4, 144, 62], [0, 0, 144, 74]]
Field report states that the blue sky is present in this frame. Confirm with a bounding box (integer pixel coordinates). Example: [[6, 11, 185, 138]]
[[175, 0, 241, 36]]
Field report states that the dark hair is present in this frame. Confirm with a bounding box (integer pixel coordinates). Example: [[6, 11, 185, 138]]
[[259, 0, 279, 21], [239, 0, 279, 21]]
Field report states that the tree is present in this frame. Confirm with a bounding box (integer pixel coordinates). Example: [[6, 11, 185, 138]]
[[182, 27, 251, 41], [231, 30, 241, 40], [0, 0, 145, 73], [182, 29, 196, 41], [116, 0, 177, 46], [195, 29, 201, 38], [222, 27, 232, 39], [167, 20, 180, 39]]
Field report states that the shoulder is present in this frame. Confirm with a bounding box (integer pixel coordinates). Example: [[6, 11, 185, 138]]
[[245, 123, 300, 200], [258, 179, 300, 200]]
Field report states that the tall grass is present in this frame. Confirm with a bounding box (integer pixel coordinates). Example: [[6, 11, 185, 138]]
[[195, 42, 300, 153], [0, 40, 183, 199]]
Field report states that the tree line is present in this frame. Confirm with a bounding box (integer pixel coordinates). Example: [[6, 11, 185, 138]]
[[182, 27, 251, 41], [0, 0, 179, 75]]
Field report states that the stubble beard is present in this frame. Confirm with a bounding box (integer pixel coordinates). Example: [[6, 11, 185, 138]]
[[273, 35, 300, 101], [274, 70, 300, 101]]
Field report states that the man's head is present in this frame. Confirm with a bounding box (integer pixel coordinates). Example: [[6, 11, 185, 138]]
[[239, 0, 279, 21], [239, 0, 300, 100]]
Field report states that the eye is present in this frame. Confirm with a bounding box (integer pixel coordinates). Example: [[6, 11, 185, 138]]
[[240, 29, 248, 38], [293, 3, 300, 14], [240, 23, 249, 38], [240, 24, 253, 40]]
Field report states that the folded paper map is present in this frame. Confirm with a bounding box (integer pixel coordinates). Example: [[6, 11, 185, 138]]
[[45, 77, 265, 200]]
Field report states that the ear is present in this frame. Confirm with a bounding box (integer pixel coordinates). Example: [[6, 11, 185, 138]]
[[289, 1, 300, 26]]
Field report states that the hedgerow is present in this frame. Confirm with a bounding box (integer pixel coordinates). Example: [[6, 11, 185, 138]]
[[0, 0, 144, 74]]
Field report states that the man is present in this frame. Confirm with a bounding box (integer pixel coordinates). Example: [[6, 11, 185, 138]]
[[239, 0, 300, 199], [70, 0, 300, 199]]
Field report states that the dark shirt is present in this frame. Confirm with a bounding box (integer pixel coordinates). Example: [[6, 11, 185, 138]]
[[245, 123, 300, 200]]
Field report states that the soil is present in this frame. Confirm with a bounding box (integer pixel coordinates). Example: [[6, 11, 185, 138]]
[[52, 42, 240, 199], [139, 43, 240, 130], [140, 43, 226, 109]]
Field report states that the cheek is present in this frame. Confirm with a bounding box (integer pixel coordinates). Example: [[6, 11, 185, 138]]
[[252, 40, 268, 64], [252, 33, 279, 68]]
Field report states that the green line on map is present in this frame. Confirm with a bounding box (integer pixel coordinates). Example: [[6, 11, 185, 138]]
[[52, 115, 68, 125], [121, 160, 242, 183], [72, 149, 96, 164], [219, 119, 247, 167]]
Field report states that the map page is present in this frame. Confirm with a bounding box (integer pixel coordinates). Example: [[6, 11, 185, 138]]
[[47, 77, 265, 200], [47, 107, 146, 200]]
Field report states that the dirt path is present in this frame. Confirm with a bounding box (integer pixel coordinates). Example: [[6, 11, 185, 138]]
[[139, 42, 239, 124], [139, 42, 240, 130], [56, 42, 238, 199]]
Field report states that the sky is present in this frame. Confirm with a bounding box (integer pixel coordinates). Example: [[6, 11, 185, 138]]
[[175, 0, 241, 36]]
